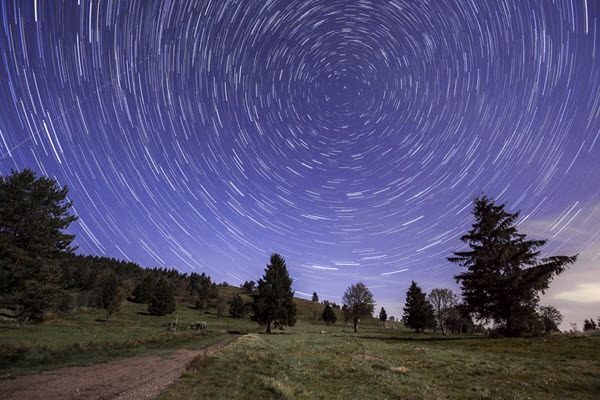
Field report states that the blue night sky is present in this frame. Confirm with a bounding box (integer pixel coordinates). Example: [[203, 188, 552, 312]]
[[1, 0, 599, 328]]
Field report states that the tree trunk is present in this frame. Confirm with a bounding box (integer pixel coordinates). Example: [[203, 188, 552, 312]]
[[353, 317, 359, 333], [266, 321, 271, 334]]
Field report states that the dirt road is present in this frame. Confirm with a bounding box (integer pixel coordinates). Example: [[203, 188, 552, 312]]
[[0, 337, 234, 400]]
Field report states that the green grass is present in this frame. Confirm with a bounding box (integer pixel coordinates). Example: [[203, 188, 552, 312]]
[[0, 300, 257, 376], [158, 320, 600, 400]]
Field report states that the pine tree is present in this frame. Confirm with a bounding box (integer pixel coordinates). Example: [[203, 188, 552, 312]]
[[312, 291, 319, 302], [448, 196, 577, 336], [251, 253, 297, 333], [133, 273, 156, 304], [322, 303, 337, 325], [403, 281, 434, 333], [379, 307, 388, 327], [342, 282, 375, 333], [148, 277, 176, 316], [229, 293, 247, 318], [0, 169, 78, 324]]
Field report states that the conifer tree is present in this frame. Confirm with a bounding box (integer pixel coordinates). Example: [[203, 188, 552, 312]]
[[403, 281, 434, 333], [0, 169, 78, 324], [312, 291, 319, 302], [322, 303, 337, 325], [251, 253, 297, 333], [448, 195, 577, 336], [188, 272, 214, 313], [148, 277, 176, 316], [379, 307, 388, 327], [133, 272, 156, 304]]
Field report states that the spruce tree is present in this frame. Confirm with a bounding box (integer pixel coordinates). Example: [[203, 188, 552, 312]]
[[312, 291, 319, 302], [133, 272, 156, 304], [100, 269, 124, 322], [251, 253, 297, 333], [148, 277, 176, 316], [0, 169, 78, 324], [448, 195, 577, 336], [403, 281, 434, 333], [322, 303, 337, 325]]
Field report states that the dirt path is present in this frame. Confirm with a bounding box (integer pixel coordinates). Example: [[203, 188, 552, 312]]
[[0, 337, 234, 400]]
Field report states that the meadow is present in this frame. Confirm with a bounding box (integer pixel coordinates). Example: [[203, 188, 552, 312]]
[[159, 319, 600, 400], [0, 299, 257, 377]]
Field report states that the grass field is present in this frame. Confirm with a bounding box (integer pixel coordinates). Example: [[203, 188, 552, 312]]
[[0, 299, 257, 376], [159, 319, 600, 400]]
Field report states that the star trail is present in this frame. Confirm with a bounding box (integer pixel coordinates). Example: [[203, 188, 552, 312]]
[[1, 0, 599, 323]]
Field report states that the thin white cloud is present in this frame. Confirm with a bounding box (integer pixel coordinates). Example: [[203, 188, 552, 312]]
[[553, 283, 600, 303]]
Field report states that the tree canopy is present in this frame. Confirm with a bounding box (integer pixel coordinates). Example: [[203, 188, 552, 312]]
[[448, 195, 577, 336], [251, 253, 297, 333], [148, 277, 176, 316], [322, 303, 337, 326], [342, 282, 375, 333], [0, 169, 78, 324]]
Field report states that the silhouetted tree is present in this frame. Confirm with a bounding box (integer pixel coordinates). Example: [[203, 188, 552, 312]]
[[379, 307, 387, 327], [251, 253, 297, 333], [133, 273, 156, 304], [312, 292, 319, 302], [538, 305, 562, 333], [448, 195, 577, 336], [0, 169, 78, 324], [322, 303, 337, 326], [242, 280, 255, 293], [583, 318, 597, 331], [403, 281, 434, 333], [428, 288, 457, 335], [148, 277, 176, 316], [342, 282, 375, 333]]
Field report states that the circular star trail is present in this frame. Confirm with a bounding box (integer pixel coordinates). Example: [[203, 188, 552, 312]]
[[1, 1, 599, 312]]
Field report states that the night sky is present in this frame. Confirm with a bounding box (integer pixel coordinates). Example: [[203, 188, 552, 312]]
[[1, 0, 599, 328]]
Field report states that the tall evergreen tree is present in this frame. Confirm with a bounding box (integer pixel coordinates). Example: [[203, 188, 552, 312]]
[[0, 169, 78, 324], [133, 272, 156, 304], [251, 253, 297, 333], [312, 291, 319, 302], [379, 307, 388, 327], [322, 303, 337, 325], [342, 282, 375, 333], [403, 281, 434, 333], [148, 277, 176, 316], [448, 196, 577, 336]]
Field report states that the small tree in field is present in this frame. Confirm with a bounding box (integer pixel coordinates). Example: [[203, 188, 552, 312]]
[[251, 253, 297, 333], [428, 288, 457, 335], [312, 291, 319, 302], [229, 294, 247, 318], [448, 195, 577, 336], [342, 283, 375, 333], [149, 277, 176, 316], [133, 273, 156, 304], [99, 270, 124, 323], [403, 281, 434, 333], [0, 169, 78, 324], [322, 303, 337, 325], [538, 305, 562, 333], [583, 318, 597, 331], [379, 307, 387, 327]]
